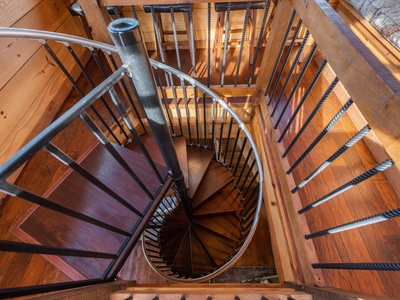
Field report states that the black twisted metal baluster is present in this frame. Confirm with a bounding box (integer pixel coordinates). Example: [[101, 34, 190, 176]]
[[287, 98, 353, 174], [282, 76, 339, 158], [269, 19, 304, 107], [221, 2, 231, 87], [298, 159, 394, 214], [274, 42, 317, 129], [306, 207, 400, 239], [234, 1, 251, 87], [278, 58, 328, 143], [248, 0, 271, 86], [292, 125, 371, 193], [312, 262, 400, 271], [265, 9, 296, 103]]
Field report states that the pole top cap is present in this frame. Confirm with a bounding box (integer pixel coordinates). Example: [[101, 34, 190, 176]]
[[108, 18, 139, 33]]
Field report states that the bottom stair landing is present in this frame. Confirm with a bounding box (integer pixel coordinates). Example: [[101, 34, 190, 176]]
[[10, 142, 171, 280]]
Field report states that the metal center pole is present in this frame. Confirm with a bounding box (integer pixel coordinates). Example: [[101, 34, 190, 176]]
[[107, 18, 190, 215]]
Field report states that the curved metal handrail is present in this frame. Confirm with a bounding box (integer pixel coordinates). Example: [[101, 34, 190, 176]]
[[0, 27, 264, 283]]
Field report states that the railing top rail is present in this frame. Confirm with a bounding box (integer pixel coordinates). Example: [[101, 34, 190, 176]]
[[0, 26, 263, 183]]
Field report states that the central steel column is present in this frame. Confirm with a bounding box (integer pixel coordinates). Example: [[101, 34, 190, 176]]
[[108, 18, 190, 213]]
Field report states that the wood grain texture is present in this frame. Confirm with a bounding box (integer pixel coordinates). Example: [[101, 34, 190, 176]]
[[186, 146, 214, 198], [191, 160, 234, 208]]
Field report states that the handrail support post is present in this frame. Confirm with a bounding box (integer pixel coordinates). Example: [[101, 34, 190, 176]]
[[107, 18, 190, 216]]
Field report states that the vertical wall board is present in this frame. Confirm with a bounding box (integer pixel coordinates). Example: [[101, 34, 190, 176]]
[[0, 0, 40, 27], [0, 0, 72, 89], [0, 15, 89, 167]]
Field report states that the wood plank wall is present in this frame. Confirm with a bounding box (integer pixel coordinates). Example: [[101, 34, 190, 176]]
[[0, 0, 89, 203]]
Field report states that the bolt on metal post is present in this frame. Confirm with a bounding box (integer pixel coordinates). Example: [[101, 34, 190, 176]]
[[107, 18, 191, 215]]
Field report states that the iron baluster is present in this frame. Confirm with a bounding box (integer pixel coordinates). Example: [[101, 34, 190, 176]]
[[221, 2, 231, 87], [44, 142, 145, 216], [298, 159, 394, 214], [217, 109, 226, 161], [233, 137, 248, 176], [306, 207, 400, 239], [89, 49, 131, 141], [0, 182, 131, 237], [189, 4, 197, 78], [131, 5, 138, 19], [287, 98, 353, 174], [170, 5, 181, 70], [154, 67, 175, 136], [269, 19, 304, 108], [292, 125, 371, 193], [107, 53, 147, 133], [282, 76, 339, 158], [229, 128, 242, 169], [312, 262, 400, 271], [234, 1, 251, 87], [265, 9, 297, 103], [236, 148, 253, 186], [169, 71, 184, 135], [278, 58, 328, 143], [182, 81, 192, 145], [80, 112, 155, 200], [240, 159, 256, 192], [274, 42, 317, 129], [248, 0, 271, 86], [151, 6, 170, 87], [223, 117, 234, 165]]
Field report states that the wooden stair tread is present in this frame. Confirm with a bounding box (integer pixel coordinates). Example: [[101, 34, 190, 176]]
[[187, 147, 214, 198], [159, 229, 188, 267], [159, 206, 190, 243], [189, 227, 218, 276], [191, 160, 234, 208], [192, 213, 241, 242], [171, 228, 192, 275], [173, 136, 190, 188], [193, 184, 243, 216], [128, 134, 188, 186], [191, 224, 234, 267]]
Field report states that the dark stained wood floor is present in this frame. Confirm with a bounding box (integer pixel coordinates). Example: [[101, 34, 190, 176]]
[[267, 48, 400, 298]]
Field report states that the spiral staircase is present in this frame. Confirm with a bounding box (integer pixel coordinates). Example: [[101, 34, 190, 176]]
[[133, 133, 260, 281], [0, 23, 263, 293]]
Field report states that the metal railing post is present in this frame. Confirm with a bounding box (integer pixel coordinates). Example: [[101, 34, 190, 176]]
[[107, 18, 189, 212]]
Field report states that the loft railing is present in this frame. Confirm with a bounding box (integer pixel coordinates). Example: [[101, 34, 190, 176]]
[[0, 27, 173, 298], [0, 24, 263, 296], [253, 0, 400, 296], [73, 0, 278, 90]]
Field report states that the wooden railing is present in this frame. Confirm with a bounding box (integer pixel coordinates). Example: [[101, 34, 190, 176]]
[[253, 0, 400, 297]]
